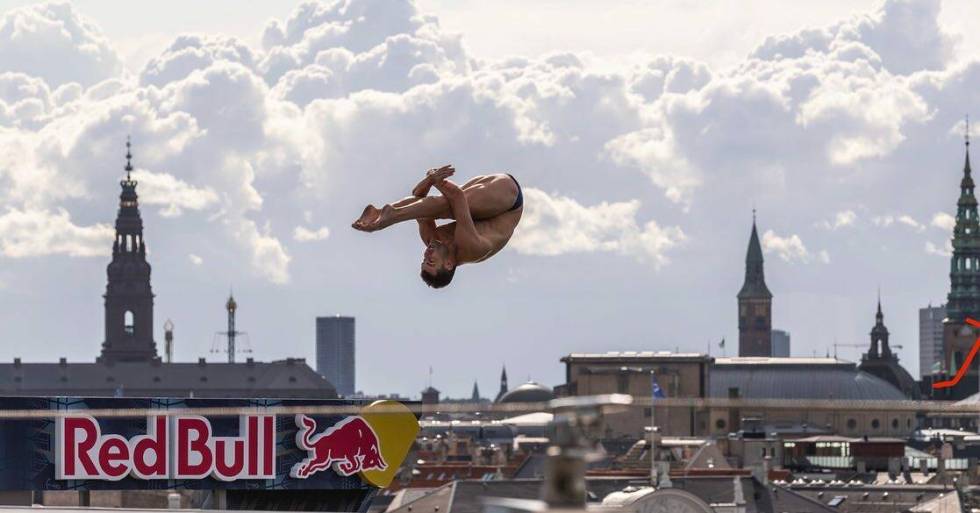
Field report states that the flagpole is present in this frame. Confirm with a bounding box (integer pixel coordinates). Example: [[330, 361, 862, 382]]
[[650, 370, 657, 486]]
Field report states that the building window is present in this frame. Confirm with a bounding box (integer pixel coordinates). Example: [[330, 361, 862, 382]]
[[716, 419, 727, 430], [891, 419, 899, 429], [124, 310, 135, 336], [643, 408, 651, 418], [617, 373, 629, 394], [847, 418, 857, 430], [871, 419, 880, 430]]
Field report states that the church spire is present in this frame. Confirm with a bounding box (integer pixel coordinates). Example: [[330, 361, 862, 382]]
[[966, 114, 972, 177], [98, 138, 158, 363], [738, 213, 772, 300], [947, 116, 980, 323], [737, 212, 773, 357], [125, 136, 133, 180], [495, 365, 508, 402], [876, 288, 883, 322], [869, 293, 890, 359]]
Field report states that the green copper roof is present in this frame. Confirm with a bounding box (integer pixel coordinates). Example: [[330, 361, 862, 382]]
[[947, 138, 980, 321]]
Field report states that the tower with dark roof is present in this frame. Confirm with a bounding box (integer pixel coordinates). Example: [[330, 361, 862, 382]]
[[869, 296, 890, 359], [495, 365, 508, 401], [737, 213, 773, 357], [98, 139, 158, 363], [859, 296, 920, 399], [471, 380, 481, 401], [942, 119, 980, 399]]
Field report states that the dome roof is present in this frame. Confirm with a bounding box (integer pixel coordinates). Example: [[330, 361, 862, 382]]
[[859, 358, 921, 400], [498, 381, 555, 403], [710, 358, 905, 401]]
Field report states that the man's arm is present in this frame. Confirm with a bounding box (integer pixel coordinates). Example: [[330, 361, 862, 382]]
[[412, 176, 434, 198], [413, 166, 452, 242], [432, 178, 492, 255], [418, 218, 437, 244], [412, 165, 454, 198]]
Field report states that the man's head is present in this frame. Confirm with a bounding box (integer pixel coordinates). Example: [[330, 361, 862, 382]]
[[421, 240, 456, 288]]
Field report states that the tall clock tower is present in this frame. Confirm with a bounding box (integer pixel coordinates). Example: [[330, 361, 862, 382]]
[[738, 213, 773, 357]]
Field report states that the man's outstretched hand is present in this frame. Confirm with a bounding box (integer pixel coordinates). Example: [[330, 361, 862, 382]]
[[427, 164, 454, 183], [412, 165, 454, 197]]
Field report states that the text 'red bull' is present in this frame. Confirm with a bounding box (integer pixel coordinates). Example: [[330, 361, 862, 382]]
[[290, 414, 387, 478], [56, 415, 275, 481]]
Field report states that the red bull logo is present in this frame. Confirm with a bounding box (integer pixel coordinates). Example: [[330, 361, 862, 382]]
[[51, 401, 418, 488], [290, 414, 388, 478], [56, 414, 276, 481]]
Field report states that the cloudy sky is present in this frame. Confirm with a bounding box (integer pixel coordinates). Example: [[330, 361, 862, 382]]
[[0, 0, 978, 398]]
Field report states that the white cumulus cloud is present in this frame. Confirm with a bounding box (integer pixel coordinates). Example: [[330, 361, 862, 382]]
[[761, 229, 811, 263], [0, 2, 122, 87], [0, 208, 112, 258], [131, 170, 219, 218], [931, 212, 955, 231], [293, 225, 330, 241], [510, 188, 684, 268], [817, 209, 857, 230]]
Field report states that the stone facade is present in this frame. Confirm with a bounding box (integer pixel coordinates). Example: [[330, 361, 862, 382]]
[[560, 352, 712, 438]]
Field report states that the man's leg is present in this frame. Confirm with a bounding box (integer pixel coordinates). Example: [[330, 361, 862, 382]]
[[386, 195, 453, 223], [353, 195, 452, 232], [353, 174, 516, 231]]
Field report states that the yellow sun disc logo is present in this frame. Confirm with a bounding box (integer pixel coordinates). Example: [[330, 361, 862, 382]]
[[357, 400, 420, 488]]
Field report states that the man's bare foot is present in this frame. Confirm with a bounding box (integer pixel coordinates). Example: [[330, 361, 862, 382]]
[[352, 204, 381, 231], [374, 204, 396, 230]]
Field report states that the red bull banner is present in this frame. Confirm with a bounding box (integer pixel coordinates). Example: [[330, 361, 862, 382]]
[[56, 415, 276, 481], [0, 396, 418, 491]]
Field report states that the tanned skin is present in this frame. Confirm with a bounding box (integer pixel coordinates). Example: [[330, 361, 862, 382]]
[[352, 166, 523, 277]]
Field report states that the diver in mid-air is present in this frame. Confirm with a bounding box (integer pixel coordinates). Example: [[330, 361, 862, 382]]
[[352, 165, 523, 289]]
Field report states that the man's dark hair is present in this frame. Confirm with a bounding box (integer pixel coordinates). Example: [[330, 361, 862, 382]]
[[421, 266, 456, 288]]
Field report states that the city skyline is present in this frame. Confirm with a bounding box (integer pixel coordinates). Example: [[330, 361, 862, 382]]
[[0, 0, 978, 398]]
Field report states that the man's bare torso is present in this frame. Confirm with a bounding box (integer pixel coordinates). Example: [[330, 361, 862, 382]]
[[433, 174, 523, 265]]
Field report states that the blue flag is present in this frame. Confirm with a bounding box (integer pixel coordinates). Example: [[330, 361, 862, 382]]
[[651, 373, 666, 399]]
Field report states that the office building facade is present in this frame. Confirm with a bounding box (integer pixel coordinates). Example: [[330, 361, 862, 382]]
[[771, 330, 790, 357], [316, 316, 356, 396]]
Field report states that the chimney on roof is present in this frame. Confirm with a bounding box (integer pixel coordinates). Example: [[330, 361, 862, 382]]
[[13, 358, 21, 368]]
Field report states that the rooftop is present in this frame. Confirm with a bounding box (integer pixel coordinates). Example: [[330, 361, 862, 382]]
[[711, 359, 905, 401], [0, 358, 336, 399], [714, 356, 849, 365], [563, 351, 711, 361]]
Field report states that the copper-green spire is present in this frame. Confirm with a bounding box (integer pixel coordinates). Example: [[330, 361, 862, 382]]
[[946, 116, 980, 322]]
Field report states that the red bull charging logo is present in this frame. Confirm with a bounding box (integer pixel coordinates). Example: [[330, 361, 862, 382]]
[[290, 414, 388, 478], [52, 401, 418, 488]]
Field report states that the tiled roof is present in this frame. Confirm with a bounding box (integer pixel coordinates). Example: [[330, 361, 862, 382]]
[[0, 358, 336, 398]]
